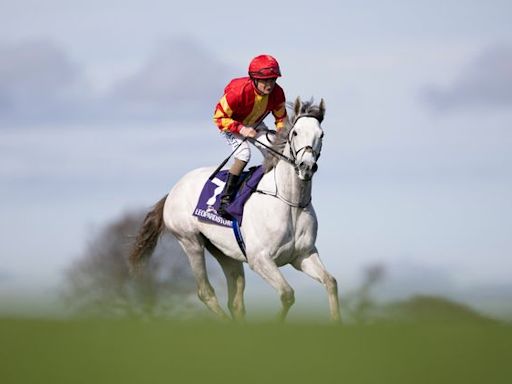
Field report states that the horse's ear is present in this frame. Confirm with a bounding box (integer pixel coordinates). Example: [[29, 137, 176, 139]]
[[294, 97, 302, 116], [319, 98, 326, 122]]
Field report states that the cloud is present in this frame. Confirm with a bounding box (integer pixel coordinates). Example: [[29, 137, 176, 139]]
[[0, 37, 233, 125], [421, 44, 512, 111], [0, 40, 87, 123], [0, 40, 78, 96], [111, 37, 231, 112]]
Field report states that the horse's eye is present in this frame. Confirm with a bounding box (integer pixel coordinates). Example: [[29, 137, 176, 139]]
[[293, 131, 298, 136], [320, 132, 324, 139]]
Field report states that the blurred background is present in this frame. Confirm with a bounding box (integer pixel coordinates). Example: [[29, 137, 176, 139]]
[[1, 0, 511, 321]]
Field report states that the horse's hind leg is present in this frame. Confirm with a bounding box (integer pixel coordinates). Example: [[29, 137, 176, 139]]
[[291, 248, 341, 322], [176, 235, 230, 320], [207, 244, 246, 321]]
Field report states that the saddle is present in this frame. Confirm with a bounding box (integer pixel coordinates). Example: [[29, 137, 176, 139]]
[[192, 165, 265, 227]]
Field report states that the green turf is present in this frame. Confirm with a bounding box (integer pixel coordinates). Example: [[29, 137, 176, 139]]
[[1, 317, 511, 384]]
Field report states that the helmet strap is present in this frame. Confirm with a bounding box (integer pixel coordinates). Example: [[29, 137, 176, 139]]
[[252, 79, 264, 95]]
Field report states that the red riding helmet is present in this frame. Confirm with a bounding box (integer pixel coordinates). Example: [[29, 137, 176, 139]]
[[248, 54, 282, 79]]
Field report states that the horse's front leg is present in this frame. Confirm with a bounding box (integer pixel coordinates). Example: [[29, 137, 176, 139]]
[[249, 256, 295, 321], [292, 248, 341, 322]]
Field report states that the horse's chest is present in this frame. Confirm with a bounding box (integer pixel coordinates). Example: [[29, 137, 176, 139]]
[[274, 211, 317, 265], [293, 223, 316, 253]]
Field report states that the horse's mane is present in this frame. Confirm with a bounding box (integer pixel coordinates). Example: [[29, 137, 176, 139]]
[[263, 99, 325, 173]]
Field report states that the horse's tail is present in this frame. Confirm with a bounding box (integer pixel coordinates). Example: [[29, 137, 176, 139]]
[[129, 195, 168, 274]]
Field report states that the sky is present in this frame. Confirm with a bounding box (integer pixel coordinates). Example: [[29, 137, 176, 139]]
[[1, 0, 512, 311]]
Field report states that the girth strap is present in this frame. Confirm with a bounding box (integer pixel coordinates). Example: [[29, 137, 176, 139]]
[[232, 218, 247, 259]]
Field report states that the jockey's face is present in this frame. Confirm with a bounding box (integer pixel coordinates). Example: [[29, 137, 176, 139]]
[[254, 78, 277, 95]]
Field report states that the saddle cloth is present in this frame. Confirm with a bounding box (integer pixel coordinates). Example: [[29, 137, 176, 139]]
[[192, 165, 265, 227]]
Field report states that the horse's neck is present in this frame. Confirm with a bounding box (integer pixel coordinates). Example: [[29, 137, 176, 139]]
[[273, 145, 312, 207]]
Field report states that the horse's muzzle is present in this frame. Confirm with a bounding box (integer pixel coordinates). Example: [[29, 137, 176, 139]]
[[298, 161, 318, 181]]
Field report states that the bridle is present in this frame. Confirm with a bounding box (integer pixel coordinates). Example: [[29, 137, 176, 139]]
[[287, 114, 322, 167], [250, 113, 323, 208]]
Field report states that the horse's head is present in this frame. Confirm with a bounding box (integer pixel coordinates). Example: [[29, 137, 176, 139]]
[[287, 97, 325, 181]]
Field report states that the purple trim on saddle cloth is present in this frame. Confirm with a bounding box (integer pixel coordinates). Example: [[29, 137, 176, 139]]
[[192, 166, 265, 227]]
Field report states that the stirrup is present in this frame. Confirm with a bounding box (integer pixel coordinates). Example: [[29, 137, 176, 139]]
[[218, 200, 233, 218]]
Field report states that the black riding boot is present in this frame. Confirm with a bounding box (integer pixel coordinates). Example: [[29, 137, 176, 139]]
[[218, 173, 240, 218]]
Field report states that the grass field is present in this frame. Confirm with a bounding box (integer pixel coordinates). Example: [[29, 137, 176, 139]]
[[1, 316, 511, 384]]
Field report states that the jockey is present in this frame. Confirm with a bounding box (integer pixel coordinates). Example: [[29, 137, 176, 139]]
[[213, 54, 287, 217]]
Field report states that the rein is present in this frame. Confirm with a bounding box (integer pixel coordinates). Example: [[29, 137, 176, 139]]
[[247, 137, 295, 166]]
